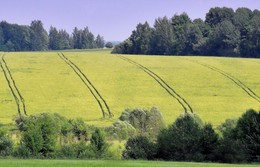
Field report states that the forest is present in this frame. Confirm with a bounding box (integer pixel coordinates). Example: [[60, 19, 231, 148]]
[[112, 7, 260, 58], [0, 20, 107, 51]]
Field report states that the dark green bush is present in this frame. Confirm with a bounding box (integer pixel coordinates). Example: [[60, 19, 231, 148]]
[[157, 113, 204, 161], [17, 113, 60, 158], [123, 135, 156, 160], [201, 123, 219, 161], [214, 137, 247, 163], [234, 109, 260, 162], [0, 129, 13, 156], [90, 128, 109, 158]]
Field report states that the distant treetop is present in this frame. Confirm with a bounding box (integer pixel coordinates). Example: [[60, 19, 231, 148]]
[[0, 20, 105, 51], [112, 7, 260, 58]]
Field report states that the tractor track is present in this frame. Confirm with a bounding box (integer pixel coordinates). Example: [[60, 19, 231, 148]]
[[117, 55, 193, 113], [0, 54, 27, 116], [190, 59, 260, 103], [58, 53, 112, 118]]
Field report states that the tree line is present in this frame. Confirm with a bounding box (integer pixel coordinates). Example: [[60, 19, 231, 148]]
[[123, 109, 260, 163], [112, 7, 260, 58], [0, 107, 259, 163], [0, 20, 108, 51]]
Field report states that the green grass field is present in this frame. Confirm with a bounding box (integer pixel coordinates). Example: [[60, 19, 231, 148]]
[[0, 159, 259, 167], [0, 50, 259, 127]]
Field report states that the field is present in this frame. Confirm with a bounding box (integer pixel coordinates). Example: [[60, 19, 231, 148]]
[[0, 50, 259, 127], [0, 159, 259, 167]]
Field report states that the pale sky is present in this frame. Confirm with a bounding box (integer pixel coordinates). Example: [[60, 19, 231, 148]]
[[0, 0, 259, 41]]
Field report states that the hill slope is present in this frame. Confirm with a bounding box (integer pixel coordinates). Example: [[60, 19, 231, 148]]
[[0, 50, 259, 126]]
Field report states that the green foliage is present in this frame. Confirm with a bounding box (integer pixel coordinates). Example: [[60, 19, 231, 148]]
[[214, 109, 260, 163], [105, 42, 113, 48], [1, 109, 259, 163], [95, 35, 105, 48], [17, 113, 60, 157], [123, 135, 156, 160], [234, 109, 260, 161], [157, 113, 218, 162], [49, 26, 72, 50], [90, 128, 109, 158], [107, 120, 136, 140], [0, 21, 31, 51], [205, 7, 235, 27], [0, 20, 105, 51], [0, 129, 13, 156], [30, 20, 49, 51], [201, 124, 219, 161], [112, 7, 260, 58], [69, 118, 89, 141], [73, 27, 101, 49], [214, 137, 247, 163], [119, 107, 165, 137], [217, 118, 237, 138]]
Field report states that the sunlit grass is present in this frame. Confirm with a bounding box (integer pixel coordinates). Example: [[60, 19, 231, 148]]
[[0, 50, 259, 127], [0, 159, 258, 167]]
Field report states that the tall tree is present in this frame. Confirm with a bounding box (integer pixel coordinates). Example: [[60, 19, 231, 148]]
[[157, 113, 204, 161], [72, 27, 82, 49], [58, 29, 71, 50], [207, 20, 240, 56], [0, 26, 4, 50], [95, 34, 105, 48], [30, 20, 48, 51], [150, 16, 174, 55], [234, 109, 260, 161], [82, 27, 95, 49], [171, 13, 192, 54], [205, 7, 235, 27], [129, 22, 153, 54], [0, 21, 31, 51], [49, 26, 59, 50]]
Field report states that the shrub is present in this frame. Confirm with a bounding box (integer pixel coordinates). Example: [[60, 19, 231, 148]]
[[119, 107, 165, 137], [123, 135, 156, 160], [69, 118, 89, 141], [234, 109, 260, 162], [90, 128, 109, 158], [105, 42, 113, 48], [157, 112, 214, 161], [217, 118, 237, 138], [59, 144, 78, 158], [107, 120, 136, 140], [17, 113, 60, 158], [0, 129, 13, 156], [201, 123, 219, 161], [214, 137, 247, 163]]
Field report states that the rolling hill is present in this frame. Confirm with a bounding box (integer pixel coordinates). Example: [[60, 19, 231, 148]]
[[0, 50, 259, 127]]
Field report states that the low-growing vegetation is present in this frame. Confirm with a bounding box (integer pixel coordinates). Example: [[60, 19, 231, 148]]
[[0, 108, 259, 164], [123, 109, 260, 163]]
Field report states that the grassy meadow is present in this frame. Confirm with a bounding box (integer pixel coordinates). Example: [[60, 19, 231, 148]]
[[0, 50, 259, 127], [0, 159, 259, 167]]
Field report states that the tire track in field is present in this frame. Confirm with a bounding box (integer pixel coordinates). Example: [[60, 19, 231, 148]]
[[190, 59, 260, 103], [117, 55, 193, 113], [58, 53, 113, 118], [0, 54, 27, 116]]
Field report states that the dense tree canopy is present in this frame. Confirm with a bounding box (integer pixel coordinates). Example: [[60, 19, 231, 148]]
[[113, 7, 260, 58], [0, 20, 105, 51]]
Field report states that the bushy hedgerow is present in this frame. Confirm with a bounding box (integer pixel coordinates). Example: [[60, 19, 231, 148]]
[[0, 128, 13, 156], [0, 108, 258, 163], [123, 109, 260, 163], [123, 135, 156, 160]]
